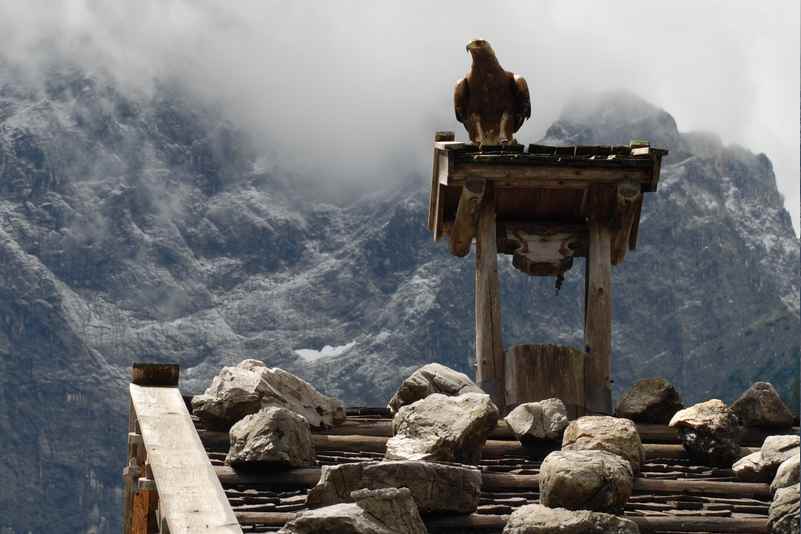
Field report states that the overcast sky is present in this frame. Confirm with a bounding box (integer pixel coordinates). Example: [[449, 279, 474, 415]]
[[1, 0, 799, 233]]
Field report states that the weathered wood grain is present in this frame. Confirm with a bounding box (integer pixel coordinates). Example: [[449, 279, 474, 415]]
[[504, 344, 585, 419], [584, 219, 613, 415], [131, 384, 242, 533], [475, 182, 505, 409]]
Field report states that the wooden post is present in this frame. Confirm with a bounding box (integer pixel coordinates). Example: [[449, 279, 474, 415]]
[[123, 400, 140, 534], [504, 344, 585, 419], [584, 219, 613, 415], [475, 182, 505, 409]]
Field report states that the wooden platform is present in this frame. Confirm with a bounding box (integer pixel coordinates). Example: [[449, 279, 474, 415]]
[[428, 141, 667, 269], [192, 405, 791, 534]]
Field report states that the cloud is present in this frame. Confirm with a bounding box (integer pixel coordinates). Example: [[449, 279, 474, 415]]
[[1, 0, 798, 230]]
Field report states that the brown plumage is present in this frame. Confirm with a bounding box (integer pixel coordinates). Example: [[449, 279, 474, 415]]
[[454, 39, 531, 146]]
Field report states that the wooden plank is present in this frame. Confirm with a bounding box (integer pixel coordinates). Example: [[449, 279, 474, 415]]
[[633, 478, 771, 499], [448, 178, 486, 257], [451, 162, 652, 183], [631, 516, 767, 533], [475, 182, 505, 409], [130, 384, 243, 534], [584, 219, 613, 415], [504, 344, 585, 418]]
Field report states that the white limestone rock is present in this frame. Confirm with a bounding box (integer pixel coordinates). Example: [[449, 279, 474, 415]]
[[562, 416, 643, 473], [733, 451, 772, 483], [192, 359, 345, 430], [502, 503, 640, 534], [761, 435, 800, 468], [539, 450, 634, 513], [773, 456, 801, 495], [769, 483, 800, 534], [278, 487, 427, 534], [225, 406, 315, 467], [385, 393, 499, 465], [387, 363, 484, 414], [306, 460, 481, 514], [505, 398, 569, 442]]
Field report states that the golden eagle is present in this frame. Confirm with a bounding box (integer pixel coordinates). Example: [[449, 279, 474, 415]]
[[454, 39, 531, 146]]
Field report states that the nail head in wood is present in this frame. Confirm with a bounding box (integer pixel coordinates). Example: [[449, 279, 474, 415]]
[[131, 363, 180, 386]]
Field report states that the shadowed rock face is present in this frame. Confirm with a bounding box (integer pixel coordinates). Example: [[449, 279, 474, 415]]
[[669, 400, 742, 467], [730, 382, 795, 428], [0, 68, 798, 534], [615, 378, 683, 424]]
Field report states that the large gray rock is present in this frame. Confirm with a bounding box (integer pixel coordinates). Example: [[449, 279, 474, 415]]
[[505, 398, 569, 442], [503, 504, 640, 534], [226, 406, 315, 467], [539, 450, 634, 513], [615, 378, 683, 424], [306, 460, 481, 514], [733, 451, 772, 483], [733, 434, 799, 483], [387, 363, 484, 414], [761, 435, 800, 468], [278, 487, 427, 534], [385, 393, 499, 465], [773, 456, 801, 495], [192, 360, 346, 430], [669, 399, 742, 467], [730, 382, 794, 429], [769, 484, 800, 534], [562, 416, 643, 473]]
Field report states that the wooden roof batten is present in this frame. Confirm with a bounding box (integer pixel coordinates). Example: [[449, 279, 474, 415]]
[[123, 364, 243, 534], [428, 132, 668, 415]]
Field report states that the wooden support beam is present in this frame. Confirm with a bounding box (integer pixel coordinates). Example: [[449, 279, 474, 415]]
[[474, 182, 505, 409], [123, 399, 139, 534], [584, 218, 613, 415], [611, 180, 642, 265], [448, 178, 486, 257]]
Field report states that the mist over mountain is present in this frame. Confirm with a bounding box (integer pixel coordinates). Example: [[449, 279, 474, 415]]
[[0, 65, 797, 533]]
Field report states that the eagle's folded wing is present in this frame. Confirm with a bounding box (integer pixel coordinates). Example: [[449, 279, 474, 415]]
[[512, 74, 531, 129], [454, 77, 470, 123]]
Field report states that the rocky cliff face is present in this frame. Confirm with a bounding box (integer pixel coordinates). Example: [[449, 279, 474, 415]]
[[0, 66, 797, 533]]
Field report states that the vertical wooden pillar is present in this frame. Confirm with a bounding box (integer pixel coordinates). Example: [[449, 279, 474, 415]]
[[584, 220, 613, 415], [475, 182, 505, 409]]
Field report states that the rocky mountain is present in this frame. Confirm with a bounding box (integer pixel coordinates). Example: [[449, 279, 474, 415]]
[[0, 65, 797, 534]]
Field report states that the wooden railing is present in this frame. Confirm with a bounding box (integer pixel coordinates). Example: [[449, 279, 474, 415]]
[[122, 364, 242, 534]]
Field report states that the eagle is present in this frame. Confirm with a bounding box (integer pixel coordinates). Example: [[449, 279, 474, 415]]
[[454, 39, 531, 146]]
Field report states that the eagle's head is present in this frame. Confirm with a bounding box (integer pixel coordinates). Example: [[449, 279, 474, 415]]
[[466, 38, 494, 56]]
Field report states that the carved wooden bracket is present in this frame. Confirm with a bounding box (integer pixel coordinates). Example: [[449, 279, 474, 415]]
[[497, 223, 587, 277]]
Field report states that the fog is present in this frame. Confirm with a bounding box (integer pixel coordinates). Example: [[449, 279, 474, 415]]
[[1, 0, 798, 232]]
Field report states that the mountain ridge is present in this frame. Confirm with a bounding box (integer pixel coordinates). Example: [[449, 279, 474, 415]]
[[0, 68, 797, 534]]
